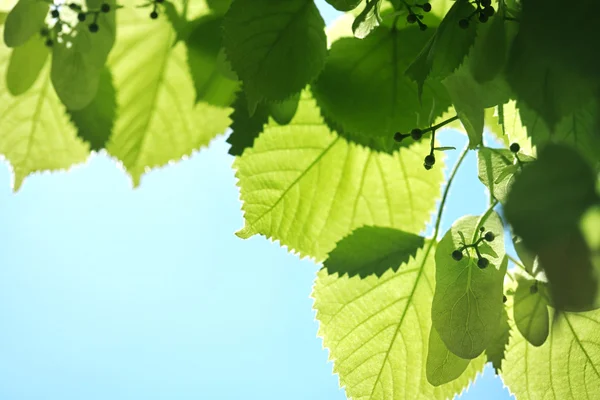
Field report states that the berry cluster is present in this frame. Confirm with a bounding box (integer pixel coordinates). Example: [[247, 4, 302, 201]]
[[42, 1, 115, 46], [451, 226, 495, 269], [458, 0, 495, 28], [393, 115, 459, 171], [405, 2, 432, 31]]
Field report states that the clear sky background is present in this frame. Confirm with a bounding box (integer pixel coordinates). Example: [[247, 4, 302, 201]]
[[0, 2, 515, 399]]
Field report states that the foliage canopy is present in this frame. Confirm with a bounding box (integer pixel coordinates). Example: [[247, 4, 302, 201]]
[[1, 0, 600, 398]]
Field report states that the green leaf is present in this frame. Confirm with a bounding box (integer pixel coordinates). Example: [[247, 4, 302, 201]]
[[50, 0, 116, 110], [0, 41, 89, 191], [468, 4, 509, 83], [327, 0, 362, 12], [106, 5, 230, 186], [514, 276, 550, 347], [206, 0, 232, 14], [497, 101, 535, 157], [3, 0, 48, 48], [485, 307, 510, 374], [185, 15, 239, 107], [351, 0, 380, 39], [268, 93, 300, 126], [426, 325, 471, 386], [67, 68, 116, 151], [505, 143, 600, 311], [313, 243, 486, 399], [432, 213, 507, 359], [503, 309, 600, 400], [477, 147, 533, 204], [512, 236, 537, 277], [226, 92, 269, 156], [234, 92, 445, 261], [323, 226, 425, 278], [222, 0, 327, 111], [312, 24, 451, 153], [6, 33, 48, 95]]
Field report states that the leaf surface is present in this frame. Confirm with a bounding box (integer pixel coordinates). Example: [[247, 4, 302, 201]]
[[3, 0, 47, 47], [234, 92, 445, 260], [222, 0, 327, 111], [323, 226, 425, 278], [426, 325, 471, 387], [432, 213, 507, 359], [514, 277, 549, 347], [6, 33, 48, 95], [313, 244, 485, 400], [485, 307, 510, 373]]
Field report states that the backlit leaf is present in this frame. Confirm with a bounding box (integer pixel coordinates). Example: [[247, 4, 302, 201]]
[[514, 276, 550, 347], [3, 0, 47, 48], [485, 307, 510, 374], [426, 325, 471, 386], [6, 32, 48, 95]]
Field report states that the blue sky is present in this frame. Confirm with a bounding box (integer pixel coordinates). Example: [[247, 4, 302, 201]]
[[0, 2, 515, 399]]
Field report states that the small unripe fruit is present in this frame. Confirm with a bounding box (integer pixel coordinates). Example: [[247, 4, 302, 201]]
[[424, 154, 435, 167], [452, 250, 463, 261], [478, 258, 489, 269], [411, 128, 423, 140], [503, 295, 507, 303], [45, 38, 53, 47], [419, 23, 428, 31], [481, 0, 491, 6], [89, 23, 99, 32], [101, 3, 110, 12], [484, 231, 495, 242], [479, 226, 485, 232], [424, 164, 433, 170], [407, 13, 417, 24], [510, 142, 520, 153], [483, 5, 495, 17], [51, 9, 60, 18], [78, 12, 86, 21], [422, 2, 431, 12], [150, 10, 159, 19], [459, 18, 469, 29], [394, 132, 406, 142], [479, 13, 488, 23]]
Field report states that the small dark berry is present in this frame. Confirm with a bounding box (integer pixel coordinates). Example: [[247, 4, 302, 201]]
[[69, 3, 79, 10], [407, 13, 417, 24], [479, 226, 485, 232], [411, 128, 423, 140], [459, 18, 469, 29], [78, 12, 86, 21], [510, 142, 520, 153], [484, 231, 495, 242], [40, 27, 50, 36], [503, 295, 507, 303], [394, 132, 407, 142], [424, 154, 435, 167], [101, 3, 110, 12], [478, 258, 489, 269], [481, 0, 491, 6], [419, 23, 428, 31], [422, 2, 431, 12], [483, 5, 495, 17], [479, 13, 488, 23], [452, 250, 463, 261], [530, 284, 538, 294], [45, 38, 53, 47], [150, 10, 159, 19], [89, 23, 99, 33], [424, 164, 433, 170], [50, 9, 60, 18]]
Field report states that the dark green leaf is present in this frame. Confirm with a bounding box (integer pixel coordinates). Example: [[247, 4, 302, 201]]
[[3, 0, 48, 48], [432, 213, 507, 359], [352, 0, 380, 39], [426, 325, 471, 386], [186, 16, 239, 107], [6, 33, 49, 96], [513, 277, 549, 347], [313, 24, 450, 153], [468, 3, 509, 83], [268, 93, 300, 125], [67, 68, 116, 151], [485, 307, 510, 374], [505, 143, 600, 311], [206, 0, 232, 14], [223, 0, 327, 112], [323, 226, 425, 278], [227, 92, 269, 156]]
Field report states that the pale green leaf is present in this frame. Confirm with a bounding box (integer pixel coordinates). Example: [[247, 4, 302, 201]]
[[268, 93, 300, 126], [432, 213, 507, 359], [222, 0, 327, 111], [426, 325, 471, 386], [485, 307, 510, 374], [514, 276, 549, 347], [313, 243, 485, 399], [503, 309, 600, 400], [226, 92, 269, 156], [351, 0, 380, 39], [313, 24, 451, 153], [3, 0, 47, 47], [185, 15, 239, 107], [512, 236, 537, 277], [0, 40, 89, 191], [234, 92, 445, 261], [6, 32, 48, 95], [106, 6, 230, 186], [497, 100, 535, 157], [323, 226, 425, 278], [67, 68, 116, 151], [505, 143, 600, 311], [477, 147, 533, 204]]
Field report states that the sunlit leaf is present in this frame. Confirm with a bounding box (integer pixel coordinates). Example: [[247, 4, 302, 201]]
[[485, 307, 510, 374], [426, 325, 471, 386], [6, 32, 48, 95], [3, 0, 47, 47]]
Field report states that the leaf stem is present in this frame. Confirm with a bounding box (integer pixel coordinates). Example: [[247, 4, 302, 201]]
[[473, 199, 499, 241], [433, 144, 470, 240], [423, 115, 460, 134]]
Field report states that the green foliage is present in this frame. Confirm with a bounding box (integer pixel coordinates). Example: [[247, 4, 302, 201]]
[[323, 226, 425, 277], [432, 213, 507, 359], [1, 0, 600, 397]]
